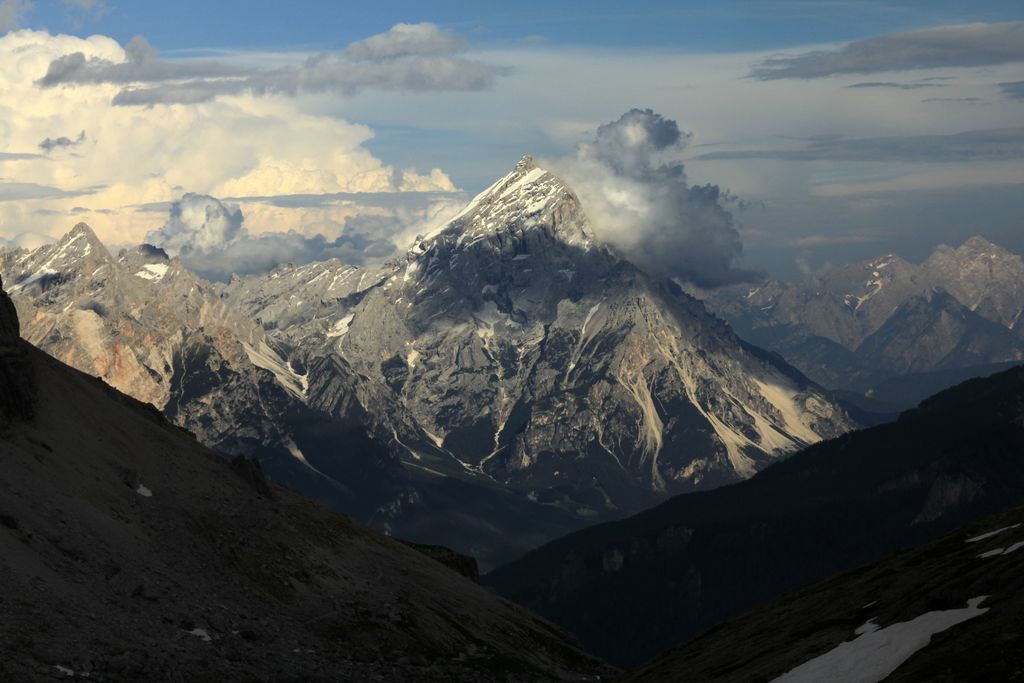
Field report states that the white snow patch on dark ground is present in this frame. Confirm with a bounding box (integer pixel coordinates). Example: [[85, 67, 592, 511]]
[[966, 523, 1022, 543], [979, 540, 1024, 558], [772, 597, 990, 683], [185, 628, 211, 642], [135, 484, 152, 497]]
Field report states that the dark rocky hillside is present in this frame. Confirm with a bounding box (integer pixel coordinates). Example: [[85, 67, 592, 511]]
[[626, 503, 1024, 682], [0, 277, 610, 682], [487, 364, 1024, 669]]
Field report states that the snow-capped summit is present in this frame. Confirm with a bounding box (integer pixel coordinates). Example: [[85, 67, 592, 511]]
[[2, 160, 855, 565], [306, 157, 853, 514], [6, 222, 112, 295], [417, 155, 592, 250]]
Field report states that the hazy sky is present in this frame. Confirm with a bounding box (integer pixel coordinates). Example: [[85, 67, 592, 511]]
[[1, 0, 1022, 280]]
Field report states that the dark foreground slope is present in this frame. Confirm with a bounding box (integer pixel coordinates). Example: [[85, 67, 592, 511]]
[[0, 283, 609, 682], [627, 504, 1024, 682], [486, 365, 1024, 668]]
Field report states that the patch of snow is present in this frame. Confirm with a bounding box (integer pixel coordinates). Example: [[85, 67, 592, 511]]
[[978, 540, 1024, 558], [9, 269, 59, 292], [499, 167, 547, 199], [135, 484, 152, 498], [966, 523, 1021, 543], [419, 174, 508, 242], [134, 263, 169, 281], [772, 596, 989, 683], [54, 665, 75, 677], [423, 430, 445, 449], [185, 628, 211, 642], [852, 278, 885, 309], [241, 341, 307, 401], [854, 620, 879, 636], [325, 313, 355, 339], [580, 302, 602, 339]]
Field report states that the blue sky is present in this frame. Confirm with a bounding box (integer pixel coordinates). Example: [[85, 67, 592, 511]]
[[28, 1, 1024, 52], [2, 1, 1023, 280]]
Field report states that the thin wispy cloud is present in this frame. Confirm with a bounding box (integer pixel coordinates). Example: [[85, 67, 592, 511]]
[[844, 81, 944, 90], [37, 23, 509, 106], [38, 130, 86, 153], [0, 181, 102, 202], [695, 127, 1024, 163], [751, 22, 1024, 79], [921, 96, 983, 103], [1000, 80, 1024, 99], [0, 151, 42, 160]]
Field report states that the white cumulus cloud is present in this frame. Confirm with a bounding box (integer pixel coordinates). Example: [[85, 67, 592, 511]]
[[0, 29, 459, 251]]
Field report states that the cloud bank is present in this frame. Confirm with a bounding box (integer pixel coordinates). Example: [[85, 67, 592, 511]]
[[752, 22, 1024, 80], [0, 29, 460, 247], [552, 108, 759, 288], [37, 23, 507, 106], [145, 193, 461, 281]]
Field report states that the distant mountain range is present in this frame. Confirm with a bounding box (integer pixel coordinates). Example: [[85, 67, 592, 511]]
[[0, 157, 851, 567], [486, 364, 1024, 669], [0, 275, 608, 681], [701, 236, 1024, 406]]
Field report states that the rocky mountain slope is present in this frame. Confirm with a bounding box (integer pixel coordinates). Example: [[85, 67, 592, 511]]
[[486, 364, 1024, 669], [703, 237, 1024, 398], [0, 277, 609, 682], [626, 503, 1024, 682], [0, 222, 583, 569], [229, 156, 852, 517], [0, 158, 853, 566]]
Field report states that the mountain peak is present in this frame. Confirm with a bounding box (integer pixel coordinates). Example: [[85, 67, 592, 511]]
[[959, 235, 1010, 256], [66, 222, 99, 241], [515, 154, 537, 172], [416, 155, 590, 249], [59, 222, 110, 256]]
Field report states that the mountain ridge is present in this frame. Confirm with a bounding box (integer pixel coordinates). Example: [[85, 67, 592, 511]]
[[0, 157, 853, 566], [0, 274, 611, 681], [485, 362, 1024, 668], [702, 236, 1024, 395]]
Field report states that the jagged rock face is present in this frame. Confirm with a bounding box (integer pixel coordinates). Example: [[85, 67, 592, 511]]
[[2, 161, 852, 559], [922, 236, 1024, 330], [235, 158, 853, 516], [0, 336, 610, 681], [857, 289, 1024, 374], [0, 224, 308, 453], [0, 223, 587, 568], [703, 237, 1024, 391]]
